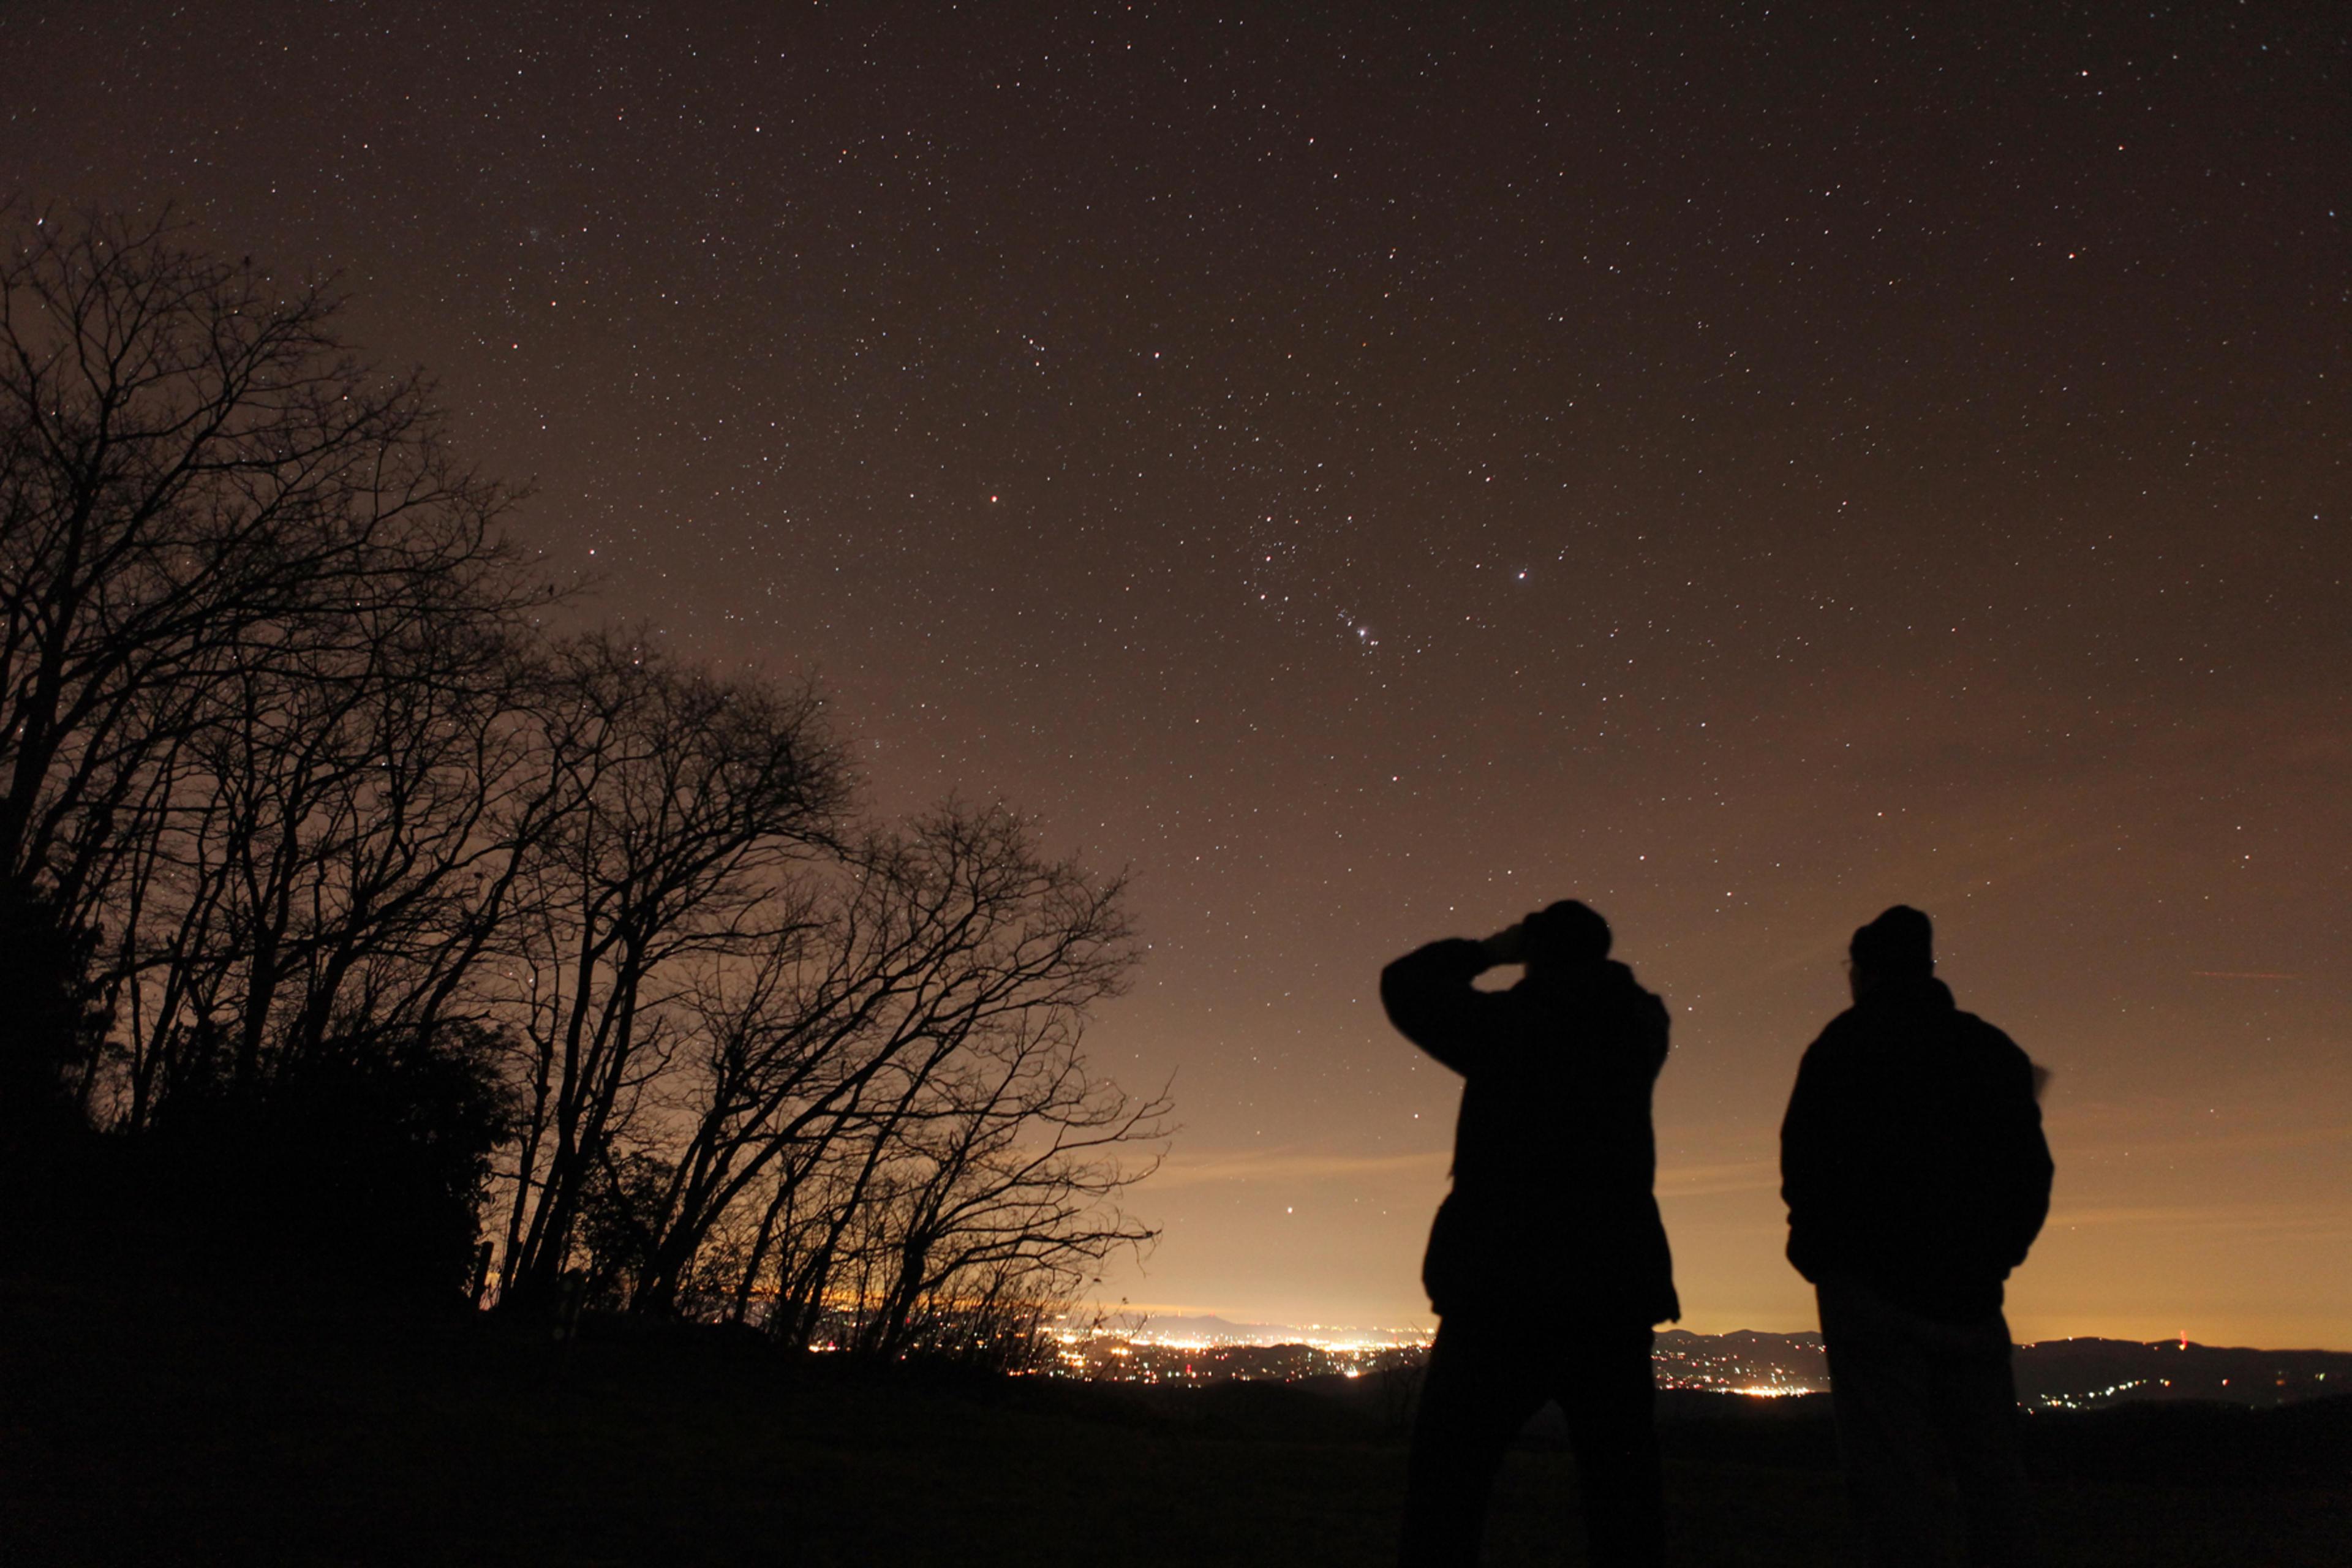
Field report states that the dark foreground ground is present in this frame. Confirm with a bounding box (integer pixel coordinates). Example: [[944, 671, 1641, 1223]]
[[5, 1277, 2346, 1567]]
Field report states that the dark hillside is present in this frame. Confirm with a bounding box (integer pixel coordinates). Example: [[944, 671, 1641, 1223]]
[[2014, 1337, 2352, 1408], [4, 1278, 2344, 1566]]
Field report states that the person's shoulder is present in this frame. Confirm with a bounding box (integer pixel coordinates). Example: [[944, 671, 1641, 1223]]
[[1808, 1004, 1865, 1045], [1593, 960, 1670, 1025], [1945, 996, 2013, 1044], [1950, 1006, 2034, 1072], [1598, 958, 1661, 1000], [1793, 1005, 1868, 1069]]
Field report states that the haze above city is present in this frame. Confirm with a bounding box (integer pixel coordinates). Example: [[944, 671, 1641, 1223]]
[[7, 3, 2342, 1346]]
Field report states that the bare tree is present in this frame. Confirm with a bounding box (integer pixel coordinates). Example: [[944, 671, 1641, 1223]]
[[616, 809, 1147, 1325], [1, 205, 554, 1137], [0, 209, 557, 1290], [839, 989, 1169, 1362], [0, 209, 542, 926], [608, 807, 1163, 1349], [100, 565, 549, 1125], [491, 632, 849, 1313]]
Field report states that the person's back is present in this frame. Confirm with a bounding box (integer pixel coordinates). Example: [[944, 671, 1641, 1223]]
[[1781, 906, 2052, 1568], [1782, 972, 2049, 1322], [1385, 946, 1675, 1325]]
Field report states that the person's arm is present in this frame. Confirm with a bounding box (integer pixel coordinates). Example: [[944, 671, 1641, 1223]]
[[1634, 983, 1672, 1078], [1988, 1037, 2055, 1268], [1379, 937, 1504, 1076], [1778, 1028, 1847, 1283]]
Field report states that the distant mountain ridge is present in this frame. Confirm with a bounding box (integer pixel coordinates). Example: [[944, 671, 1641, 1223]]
[[1119, 1314, 1428, 1347], [1100, 1318, 2351, 1407], [2011, 1336, 2351, 1408]]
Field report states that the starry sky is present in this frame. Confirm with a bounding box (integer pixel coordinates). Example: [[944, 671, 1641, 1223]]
[[6, 2, 2346, 1347]]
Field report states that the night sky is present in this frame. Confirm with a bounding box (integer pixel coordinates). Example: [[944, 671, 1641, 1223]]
[[7, 2, 2345, 1347]]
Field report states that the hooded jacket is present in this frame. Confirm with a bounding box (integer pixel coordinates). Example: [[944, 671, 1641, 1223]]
[[1380, 939, 1679, 1325], [1780, 975, 2052, 1322]]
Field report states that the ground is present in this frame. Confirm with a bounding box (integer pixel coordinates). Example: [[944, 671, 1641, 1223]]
[[4, 1277, 2345, 1566]]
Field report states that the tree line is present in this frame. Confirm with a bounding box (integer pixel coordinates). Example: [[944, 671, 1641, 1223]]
[[0, 210, 1165, 1363]]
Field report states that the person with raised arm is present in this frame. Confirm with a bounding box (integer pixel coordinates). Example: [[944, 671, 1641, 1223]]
[[1382, 900, 1677, 1568]]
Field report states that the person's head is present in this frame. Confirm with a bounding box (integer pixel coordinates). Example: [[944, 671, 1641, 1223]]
[[1847, 904, 1932, 998], [1523, 899, 1612, 973]]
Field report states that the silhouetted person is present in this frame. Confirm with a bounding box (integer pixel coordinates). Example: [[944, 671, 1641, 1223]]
[[1382, 900, 1676, 1568], [1781, 906, 2053, 1567]]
